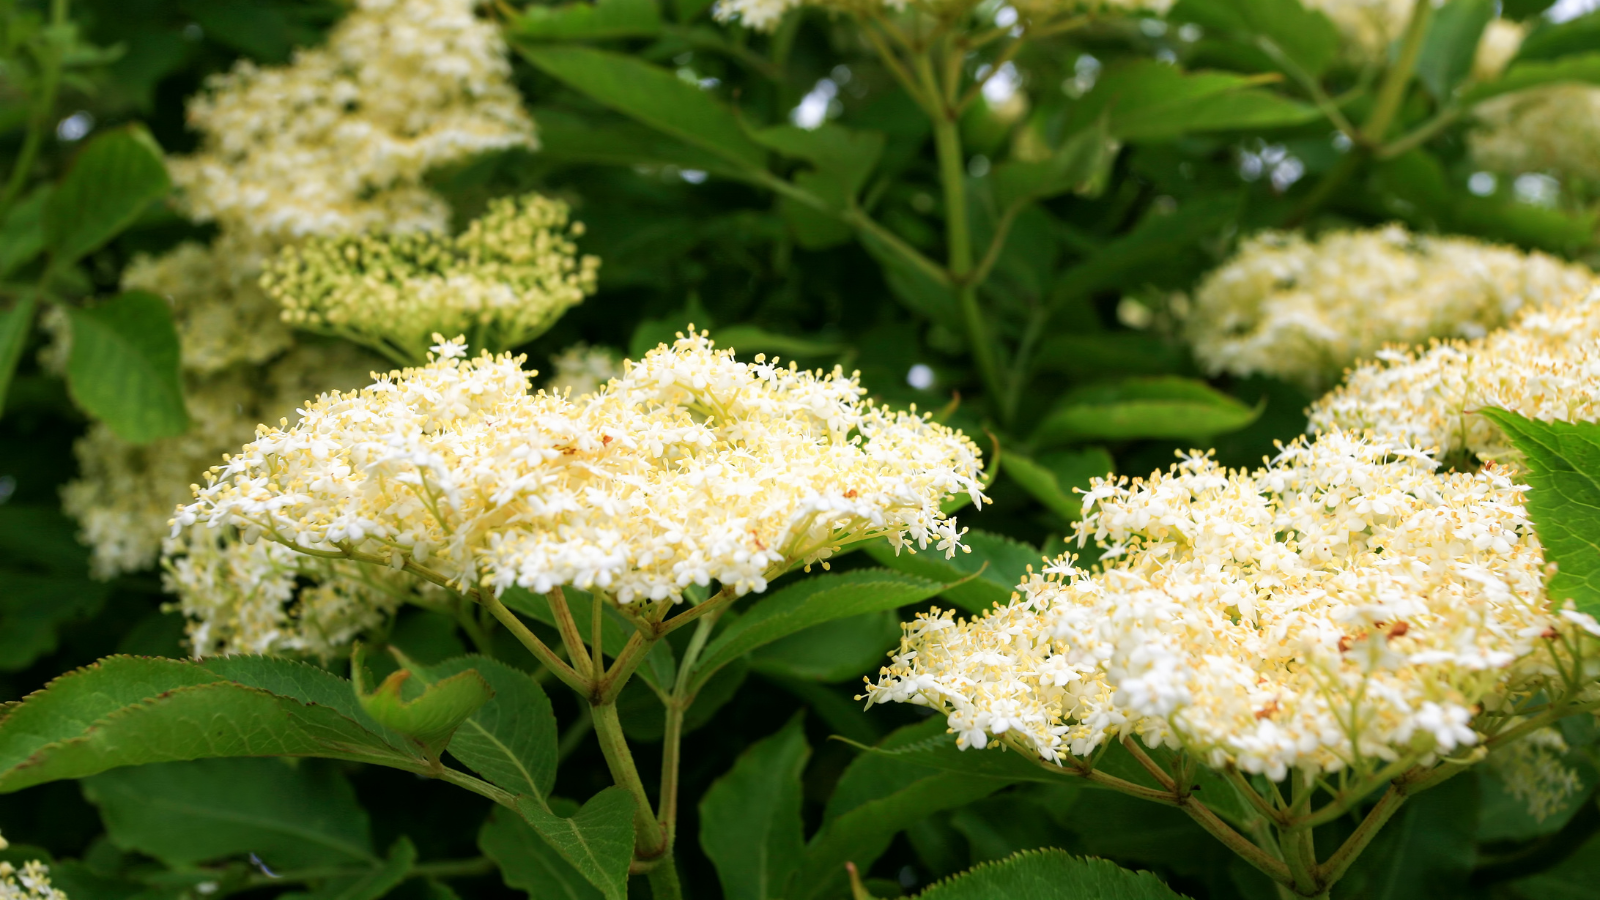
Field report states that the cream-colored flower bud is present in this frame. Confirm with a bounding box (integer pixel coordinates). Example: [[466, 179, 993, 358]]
[[1472, 19, 1525, 84], [263, 194, 599, 363]]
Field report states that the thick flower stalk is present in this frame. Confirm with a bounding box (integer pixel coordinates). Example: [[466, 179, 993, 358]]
[[1185, 225, 1594, 392], [1310, 287, 1600, 467], [174, 331, 984, 608], [264, 194, 599, 364], [169, 0, 535, 247]]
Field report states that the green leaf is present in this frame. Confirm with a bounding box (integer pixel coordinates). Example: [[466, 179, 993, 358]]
[[914, 849, 1186, 900], [752, 124, 885, 196], [1478, 412, 1600, 615], [1055, 196, 1240, 304], [1068, 61, 1318, 142], [712, 325, 844, 359], [1513, 828, 1600, 898], [1034, 377, 1262, 445], [792, 721, 1012, 900], [42, 126, 170, 266], [532, 107, 747, 178], [282, 838, 417, 900], [410, 655, 558, 798], [1003, 449, 1114, 522], [758, 672, 884, 746], [481, 805, 601, 900], [513, 789, 635, 900], [863, 531, 1039, 614], [992, 119, 1117, 211], [750, 610, 901, 682], [859, 227, 960, 331], [0, 294, 37, 418], [1417, 0, 1496, 99], [0, 185, 49, 279], [515, 0, 661, 41], [354, 650, 493, 761], [82, 758, 376, 869], [66, 290, 188, 443], [1517, 12, 1600, 62], [1462, 52, 1600, 103], [839, 719, 1066, 786], [0, 656, 423, 793], [1031, 333, 1189, 380], [0, 574, 111, 671], [1170, 0, 1341, 78], [699, 716, 810, 900], [516, 45, 766, 170], [691, 570, 944, 690]]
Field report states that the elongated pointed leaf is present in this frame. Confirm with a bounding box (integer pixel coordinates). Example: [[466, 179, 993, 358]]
[[864, 532, 1039, 614], [66, 290, 188, 443], [1479, 411, 1600, 615], [752, 124, 885, 195], [412, 656, 558, 797], [515, 0, 661, 40], [1463, 52, 1600, 103], [1170, 0, 1341, 78], [691, 570, 943, 691], [43, 126, 169, 266], [1002, 450, 1114, 522], [482, 804, 602, 900], [83, 758, 377, 869], [749, 611, 901, 683], [699, 716, 810, 900], [0, 294, 37, 418], [1417, 0, 1495, 99], [516, 45, 765, 170], [1067, 61, 1318, 142], [0, 656, 422, 794], [915, 849, 1187, 900], [284, 838, 418, 900], [1034, 377, 1262, 445], [513, 789, 635, 900]]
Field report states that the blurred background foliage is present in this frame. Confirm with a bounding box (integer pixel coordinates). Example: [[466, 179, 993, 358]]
[[3, 0, 1600, 897]]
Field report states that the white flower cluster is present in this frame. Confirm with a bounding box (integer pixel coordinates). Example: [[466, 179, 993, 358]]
[[63, 345, 380, 577], [169, 0, 534, 246], [1302, 0, 1414, 57], [1310, 287, 1600, 466], [174, 332, 986, 606], [1490, 726, 1582, 822], [867, 431, 1560, 781], [1185, 225, 1593, 391], [546, 343, 623, 396], [1472, 83, 1600, 189], [0, 834, 65, 900], [265, 194, 599, 362], [162, 527, 429, 658]]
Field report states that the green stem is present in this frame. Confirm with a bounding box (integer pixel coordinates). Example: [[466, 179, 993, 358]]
[[0, 0, 68, 222], [646, 855, 683, 900], [475, 588, 590, 695], [1317, 782, 1409, 888], [1362, 0, 1435, 145], [591, 701, 667, 858], [924, 72, 1004, 406]]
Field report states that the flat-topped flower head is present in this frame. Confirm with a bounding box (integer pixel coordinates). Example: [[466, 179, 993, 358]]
[[169, 0, 535, 245], [264, 194, 599, 363], [1185, 225, 1594, 392], [174, 331, 986, 608], [868, 431, 1559, 781], [1310, 287, 1600, 467]]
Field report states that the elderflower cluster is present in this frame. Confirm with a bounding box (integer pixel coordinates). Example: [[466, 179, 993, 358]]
[[1185, 225, 1593, 391], [1310, 287, 1600, 467], [546, 343, 623, 396], [867, 431, 1563, 781], [162, 528, 434, 658], [0, 834, 65, 900], [1490, 727, 1583, 822], [174, 332, 986, 606], [169, 0, 534, 246], [712, 0, 1167, 34], [264, 194, 598, 361], [64, 345, 379, 577], [1472, 84, 1600, 189]]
